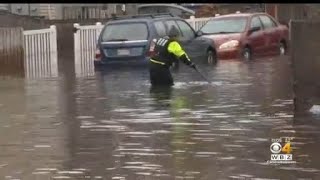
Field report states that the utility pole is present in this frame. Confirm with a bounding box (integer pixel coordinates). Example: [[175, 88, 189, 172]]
[[121, 4, 126, 15], [48, 4, 52, 19], [8, 4, 12, 12], [28, 3, 31, 16], [113, 4, 117, 14]]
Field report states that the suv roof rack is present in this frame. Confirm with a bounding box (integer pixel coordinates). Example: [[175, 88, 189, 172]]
[[111, 13, 176, 20]]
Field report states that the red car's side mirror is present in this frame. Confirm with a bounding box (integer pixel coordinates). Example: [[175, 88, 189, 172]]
[[196, 31, 203, 37]]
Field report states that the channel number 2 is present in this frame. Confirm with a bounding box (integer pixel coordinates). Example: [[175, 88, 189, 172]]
[[271, 142, 292, 154]]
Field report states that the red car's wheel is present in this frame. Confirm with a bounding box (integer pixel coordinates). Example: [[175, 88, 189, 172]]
[[242, 47, 252, 61], [279, 42, 286, 55]]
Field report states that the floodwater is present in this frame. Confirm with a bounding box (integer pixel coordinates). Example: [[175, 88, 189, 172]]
[[1, 56, 320, 180]]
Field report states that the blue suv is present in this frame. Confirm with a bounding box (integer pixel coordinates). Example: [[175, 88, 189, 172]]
[[94, 14, 217, 68]]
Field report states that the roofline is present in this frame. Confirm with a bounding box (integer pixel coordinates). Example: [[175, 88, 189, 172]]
[[137, 4, 195, 15], [107, 19, 150, 23], [217, 12, 268, 17], [107, 16, 181, 24]]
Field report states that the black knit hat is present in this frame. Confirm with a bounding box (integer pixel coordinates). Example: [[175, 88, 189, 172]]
[[168, 26, 180, 38]]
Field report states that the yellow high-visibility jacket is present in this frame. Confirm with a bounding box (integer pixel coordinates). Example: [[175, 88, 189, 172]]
[[150, 37, 193, 67]]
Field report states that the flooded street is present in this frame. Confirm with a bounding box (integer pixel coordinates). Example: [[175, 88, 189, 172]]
[[1, 56, 320, 180]]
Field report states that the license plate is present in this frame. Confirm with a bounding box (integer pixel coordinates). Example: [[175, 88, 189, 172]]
[[117, 49, 130, 55]]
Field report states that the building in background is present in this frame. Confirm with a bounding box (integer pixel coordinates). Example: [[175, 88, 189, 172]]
[[3, 3, 316, 22], [0, 4, 139, 20], [178, 3, 211, 12], [265, 4, 313, 25], [0, 4, 58, 19], [0, 3, 197, 20]]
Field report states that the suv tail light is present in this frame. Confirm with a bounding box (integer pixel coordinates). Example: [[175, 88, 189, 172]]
[[146, 39, 157, 57], [95, 47, 101, 61]]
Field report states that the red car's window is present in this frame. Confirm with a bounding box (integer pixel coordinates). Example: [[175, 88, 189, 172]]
[[176, 20, 195, 41], [259, 15, 277, 29], [165, 20, 182, 36], [250, 16, 263, 29], [200, 17, 248, 34]]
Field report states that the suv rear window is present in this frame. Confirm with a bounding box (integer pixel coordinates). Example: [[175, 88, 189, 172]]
[[101, 22, 149, 41], [154, 21, 167, 37]]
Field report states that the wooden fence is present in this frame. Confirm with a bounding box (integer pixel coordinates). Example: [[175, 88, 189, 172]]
[[0, 27, 24, 77], [73, 22, 103, 77], [23, 25, 58, 79], [0, 26, 58, 79]]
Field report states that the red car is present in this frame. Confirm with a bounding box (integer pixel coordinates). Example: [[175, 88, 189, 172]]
[[198, 12, 289, 60]]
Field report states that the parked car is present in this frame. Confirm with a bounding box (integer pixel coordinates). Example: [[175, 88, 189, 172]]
[[94, 13, 217, 68], [197, 12, 289, 61]]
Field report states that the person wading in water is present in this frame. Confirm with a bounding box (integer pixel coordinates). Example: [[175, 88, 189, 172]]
[[149, 26, 196, 87]]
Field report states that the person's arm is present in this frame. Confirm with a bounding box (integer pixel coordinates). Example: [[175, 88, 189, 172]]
[[167, 41, 195, 68]]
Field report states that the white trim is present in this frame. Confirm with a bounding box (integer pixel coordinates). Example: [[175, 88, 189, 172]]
[[23, 28, 53, 35]]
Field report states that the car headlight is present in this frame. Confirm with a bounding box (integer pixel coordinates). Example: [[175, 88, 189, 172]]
[[219, 40, 239, 50]]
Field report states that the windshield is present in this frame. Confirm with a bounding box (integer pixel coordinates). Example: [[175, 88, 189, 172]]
[[200, 18, 248, 34], [101, 23, 149, 41]]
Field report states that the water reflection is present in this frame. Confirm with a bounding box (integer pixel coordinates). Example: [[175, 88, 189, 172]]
[[0, 51, 58, 80], [0, 78, 68, 180], [150, 86, 172, 106], [1, 56, 320, 179]]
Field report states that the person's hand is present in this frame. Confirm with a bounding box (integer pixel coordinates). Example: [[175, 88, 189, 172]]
[[190, 63, 196, 69]]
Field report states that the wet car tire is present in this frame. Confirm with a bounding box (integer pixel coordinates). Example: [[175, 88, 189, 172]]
[[242, 47, 252, 61], [279, 42, 286, 55], [207, 49, 217, 65]]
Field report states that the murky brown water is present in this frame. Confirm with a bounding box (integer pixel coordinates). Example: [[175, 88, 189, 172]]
[[1, 56, 320, 180]]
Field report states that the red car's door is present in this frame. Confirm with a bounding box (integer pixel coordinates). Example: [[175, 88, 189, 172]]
[[246, 16, 267, 57], [258, 15, 280, 55]]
